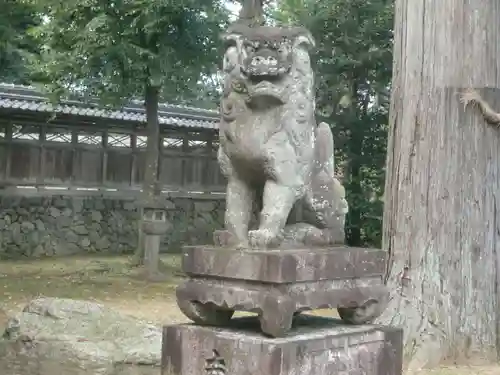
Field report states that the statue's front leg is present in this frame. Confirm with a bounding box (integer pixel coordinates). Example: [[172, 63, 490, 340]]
[[248, 180, 298, 248], [248, 137, 310, 248], [224, 176, 254, 248]]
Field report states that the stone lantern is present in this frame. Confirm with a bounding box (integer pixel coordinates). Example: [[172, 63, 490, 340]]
[[140, 195, 171, 278]]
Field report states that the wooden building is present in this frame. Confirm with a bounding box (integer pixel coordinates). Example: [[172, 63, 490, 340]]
[[0, 84, 225, 197]]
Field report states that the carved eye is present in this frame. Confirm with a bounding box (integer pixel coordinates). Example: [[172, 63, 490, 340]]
[[277, 46, 288, 57], [245, 45, 255, 54]]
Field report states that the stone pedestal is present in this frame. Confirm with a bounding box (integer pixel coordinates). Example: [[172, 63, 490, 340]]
[[161, 315, 403, 375], [176, 246, 388, 337]]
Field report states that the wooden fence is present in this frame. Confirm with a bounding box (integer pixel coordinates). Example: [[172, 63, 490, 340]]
[[0, 121, 226, 195]]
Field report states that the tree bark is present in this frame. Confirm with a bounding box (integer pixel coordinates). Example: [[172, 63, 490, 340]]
[[345, 81, 363, 247], [237, 0, 265, 26], [378, 0, 500, 370], [346, 161, 362, 246], [132, 83, 161, 274]]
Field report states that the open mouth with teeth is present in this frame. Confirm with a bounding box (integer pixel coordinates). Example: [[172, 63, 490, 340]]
[[240, 65, 290, 104], [240, 65, 290, 80], [244, 77, 289, 105], [241, 54, 291, 81], [239, 51, 292, 104]]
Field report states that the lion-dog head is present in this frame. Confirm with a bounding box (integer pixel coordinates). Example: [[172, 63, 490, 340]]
[[220, 24, 315, 119]]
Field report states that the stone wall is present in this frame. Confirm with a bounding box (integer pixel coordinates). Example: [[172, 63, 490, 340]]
[[0, 194, 225, 259]]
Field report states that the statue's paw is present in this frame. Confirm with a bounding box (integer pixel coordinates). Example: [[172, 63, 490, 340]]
[[303, 228, 332, 247], [213, 230, 248, 248], [459, 89, 480, 109], [235, 241, 250, 250], [213, 230, 234, 247], [248, 229, 282, 249]]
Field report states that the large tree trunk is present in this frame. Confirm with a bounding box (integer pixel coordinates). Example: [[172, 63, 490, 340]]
[[236, 0, 265, 26], [132, 83, 161, 275], [378, 0, 500, 370], [346, 161, 362, 246], [345, 81, 363, 247]]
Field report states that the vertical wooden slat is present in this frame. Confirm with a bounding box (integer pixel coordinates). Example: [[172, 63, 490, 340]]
[[157, 135, 163, 192], [4, 122, 12, 180], [204, 136, 213, 189], [70, 129, 78, 186], [181, 134, 189, 189], [37, 124, 47, 186], [101, 130, 108, 188], [130, 132, 137, 187]]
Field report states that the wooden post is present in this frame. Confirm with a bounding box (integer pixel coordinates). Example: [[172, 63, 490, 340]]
[[181, 135, 189, 190], [101, 131, 108, 188], [130, 132, 137, 187], [70, 129, 77, 186], [4, 123, 12, 181], [37, 125, 47, 186], [157, 135, 163, 192]]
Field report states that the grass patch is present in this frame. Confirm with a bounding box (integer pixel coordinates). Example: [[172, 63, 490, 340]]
[[0, 254, 184, 323]]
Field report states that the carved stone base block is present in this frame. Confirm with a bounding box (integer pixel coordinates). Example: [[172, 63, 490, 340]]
[[161, 316, 403, 375], [177, 246, 388, 337]]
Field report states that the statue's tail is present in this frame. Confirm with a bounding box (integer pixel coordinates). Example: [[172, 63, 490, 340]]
[[315, 122, 335, 177]]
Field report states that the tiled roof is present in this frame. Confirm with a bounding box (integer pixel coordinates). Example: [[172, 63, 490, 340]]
[[0, 84, 220, 130]]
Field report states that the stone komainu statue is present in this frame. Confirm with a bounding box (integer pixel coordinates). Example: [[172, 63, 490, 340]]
[[215, 23, 348, 249]]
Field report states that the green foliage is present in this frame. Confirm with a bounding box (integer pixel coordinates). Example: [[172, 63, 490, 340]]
[[273, 0, 393, 247], [30, 0, 229, 105], [0, 0, 41, 84], [28, 0, 229, 268]]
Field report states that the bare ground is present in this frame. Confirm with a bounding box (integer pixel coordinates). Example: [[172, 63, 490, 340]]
[[0, 254, 499, 375]]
